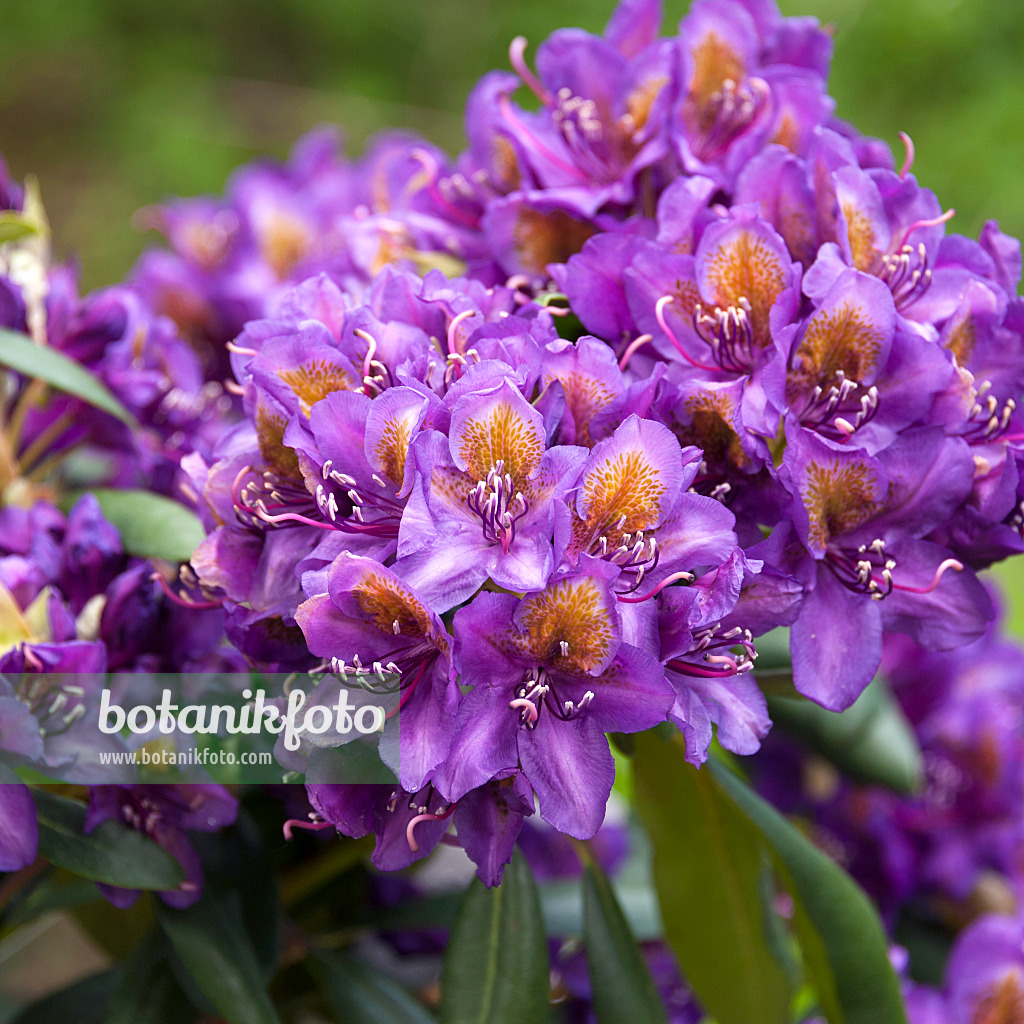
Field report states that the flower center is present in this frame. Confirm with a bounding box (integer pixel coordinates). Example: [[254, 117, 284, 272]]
[[466, 459, 529, 554]]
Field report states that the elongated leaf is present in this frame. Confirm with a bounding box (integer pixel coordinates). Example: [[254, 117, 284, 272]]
[[768, 678, 922, 793], [156, 887, 282, 1024], [0, 868, 99, 936], [582, 859, 669, 1024], [440, 849, 549, 1024], [11, 968, 122, 1024], [317, 951, 436, 1024], [634, 733, 792, 1024], [32, 788, 184, 890], [709, 759, 908, 1024], [106, 931, 198, 1024], [0, 327, 136, 427], [89, 489, 205, 563]]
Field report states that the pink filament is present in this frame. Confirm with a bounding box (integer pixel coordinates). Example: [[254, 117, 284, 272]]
[[282, 818, 334, 841], [387, 659, 430, 720], [508, 697, 540, 725], [255, 506, 335, 531], [498, 95, 587, 181], [354, 328, 378, 379], [151, 572, 223, 610], [617, 570, 695, 603], [447, 309, 475, 354], [898, 208, 955, 250], [898, 132, 915, 179], [655, 296, 717, 372], [509, 36, 552, 106], [618, 333, 653, 370], [409, 149, 480, 229], [406, 802, 457, 852], [890, 558, 963, 595]]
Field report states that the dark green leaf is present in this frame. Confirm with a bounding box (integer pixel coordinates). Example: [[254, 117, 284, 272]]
[[317, 951, 436, 1024], [540, 877, 661, 942], [156, 886, 282, 1024], [12, 968, 122, 1024], [224, 812, 280, 978], [32, 789, 185, 891], [88, 489, 205, 563], [439, 849, 549, 1024], [634, 732, 792, 1024], [0, 328, 137, 427], [105, 931, 197, 1024], [709, 759, 908, 1024], [768, 678, 923, 794], [582, 859, 669, 1024], [0, 868, 99, 934]]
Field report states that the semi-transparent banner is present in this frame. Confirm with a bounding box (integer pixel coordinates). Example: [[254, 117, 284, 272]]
[[3, 670, 397, 785]]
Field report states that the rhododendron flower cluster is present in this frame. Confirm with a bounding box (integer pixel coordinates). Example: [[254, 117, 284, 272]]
[[3, 0, 1024, 1017], [166, 0, 1024, 884]]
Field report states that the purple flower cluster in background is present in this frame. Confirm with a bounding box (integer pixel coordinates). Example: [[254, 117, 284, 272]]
[[754, 609, 1024, 928]]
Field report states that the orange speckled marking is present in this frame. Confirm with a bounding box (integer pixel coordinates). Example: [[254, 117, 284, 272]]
[[373, 414, 415, 486], [689, 32, 745, 132], [703, 230, 787, 346], [681, 391, 748, 468], [842, 202, 878, 274], [624, 74, 668, 135], [945, 311, 977, 365], [278, 362, 355, 417], [256, 402, 300, 479], [457, 402, 543, 487], [792, 302, 883, 388], [574, 447, 665, 551], [260, 213, 311, 280], [776, 203, 816, 268], [771, 112, 800, 153], [672, 278, 702, 314], [546, 371, 615, 447], [512, 208, 596, 275], [353, 573, 431, 637], [370, 227, 412, 277], [516, 576, 614, 675], [804, 460, 878, 549], [970, 972, 1024, 1024], [491, 137, 521, 193]]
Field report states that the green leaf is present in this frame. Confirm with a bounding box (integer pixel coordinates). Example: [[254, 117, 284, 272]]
[[439, 849, 549, 1024], [582, 859, 670, 1024], [32, 788, 185, 891], [634, 732, 792, 1024], [11, 968, 123, 1024], [316, 951, 437, 1024], [0, 328, 137, 427], [768, 677, 923, 794], [709, 759, 908, 1024], [191, 812, 280, 978], [105, 931, 198, 1024], [156, 886, 282, 1024], [88, 489, 205, 563], [0, 868, 99, 936]]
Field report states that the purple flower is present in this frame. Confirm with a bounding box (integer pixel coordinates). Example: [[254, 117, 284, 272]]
[[296, 554, 458, 794], [85, 784, 238, 908], [436, 567, 672, 838]]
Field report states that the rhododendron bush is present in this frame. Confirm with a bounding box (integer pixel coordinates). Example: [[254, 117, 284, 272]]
[[1, 2, 1023, 1022]]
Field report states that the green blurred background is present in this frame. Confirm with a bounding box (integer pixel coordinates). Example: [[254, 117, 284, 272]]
[[0, 0, 1022, 618]]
